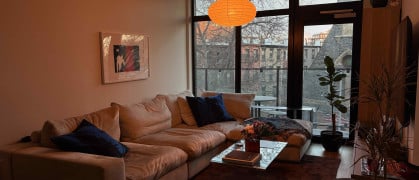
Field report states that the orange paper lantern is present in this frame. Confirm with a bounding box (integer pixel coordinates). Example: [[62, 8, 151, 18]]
[[208, 0, 256, 27]]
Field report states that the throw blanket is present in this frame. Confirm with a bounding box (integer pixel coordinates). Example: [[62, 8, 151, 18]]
[[245, 117, 312, 141]]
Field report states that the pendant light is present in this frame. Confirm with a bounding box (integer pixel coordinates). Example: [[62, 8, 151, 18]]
[[208, 0, 256, 27]]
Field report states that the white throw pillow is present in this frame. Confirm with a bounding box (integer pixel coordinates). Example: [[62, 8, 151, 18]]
[[111, 97, 171, 142], [156, 90, 193, 127], [177, 96, 197, 126], [40, 106, 120, 148]]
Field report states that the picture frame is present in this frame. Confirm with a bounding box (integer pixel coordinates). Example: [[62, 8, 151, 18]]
[[99, 32, 150, 84]]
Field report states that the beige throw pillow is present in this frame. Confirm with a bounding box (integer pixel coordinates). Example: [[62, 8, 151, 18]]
[[156, 90, 193, 127], [112, 97, 172, 142], [201, 91, 255, 122], [177, 96, 197, 126], [40, 106, 120, 148]]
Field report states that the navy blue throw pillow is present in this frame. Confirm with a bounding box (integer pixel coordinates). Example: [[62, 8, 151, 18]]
[[51, 119, 128, 157], [186, 94, 234, 127]]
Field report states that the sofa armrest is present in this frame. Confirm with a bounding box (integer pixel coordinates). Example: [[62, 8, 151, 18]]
[[11, 146, 125, 180], [0, 143, 39, 180]]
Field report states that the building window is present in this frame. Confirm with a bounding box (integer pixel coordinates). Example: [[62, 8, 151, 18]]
[[253, 49, 259, 60]]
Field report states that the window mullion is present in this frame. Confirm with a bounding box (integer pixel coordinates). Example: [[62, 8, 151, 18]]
[[287, 0, 303, 114], [235, 26, 242, 93]]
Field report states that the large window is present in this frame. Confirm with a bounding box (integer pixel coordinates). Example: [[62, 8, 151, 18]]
[[241, 15, 289, 107], [192, 0, 362, 139], [194, 21, 235, 93]]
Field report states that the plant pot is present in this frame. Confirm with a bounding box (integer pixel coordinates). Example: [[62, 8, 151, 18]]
[[321, 130, 343, 152], [370, 0, 388, 8], [362, 157, 386, 177], [245, 139, 260, 153]]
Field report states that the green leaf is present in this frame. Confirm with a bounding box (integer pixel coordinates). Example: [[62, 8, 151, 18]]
[[334, 74, 347, 81], [320, 81, 330, 86], [324, 56, 334, 67], [319, 82, 329, 86], [336, 104, 348, 113], [335, 95, 345, 99], [318, 77, 328, 81], [326, 66, 335, 74], [326, 94, 333, 101], [332, 101, 347, 113]]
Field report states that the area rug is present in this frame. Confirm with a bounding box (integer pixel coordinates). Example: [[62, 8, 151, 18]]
[[192, 155, 340, 180]]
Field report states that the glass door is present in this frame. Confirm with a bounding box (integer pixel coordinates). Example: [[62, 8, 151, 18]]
[[298, 4, 362, 139], [302, 23, 354, 138]]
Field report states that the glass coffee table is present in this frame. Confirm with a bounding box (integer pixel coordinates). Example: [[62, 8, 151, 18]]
[[211, 139, 287, 170]]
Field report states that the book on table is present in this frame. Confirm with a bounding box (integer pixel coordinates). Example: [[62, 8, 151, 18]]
[[222, 150, 261, 166]]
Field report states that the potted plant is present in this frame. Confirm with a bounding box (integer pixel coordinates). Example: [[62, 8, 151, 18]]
[[354, 63, 414, 179], [318, 56, 348, 152], [241, 120, 275, 153]]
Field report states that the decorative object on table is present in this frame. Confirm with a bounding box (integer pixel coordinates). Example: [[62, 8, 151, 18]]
[[208, 0, 256, 27], [354, 63, 415, 179], [99, 32, 150, 84], [317, 56, 348, 152], [370, 0, 388, 8], [211, 139, 287, 170], [222, 150, 261, 166], [241, 120, 275, 153], [244, 138, 260, 153]]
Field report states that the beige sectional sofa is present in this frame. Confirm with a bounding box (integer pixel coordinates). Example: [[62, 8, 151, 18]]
[[0, 91, 312, 180]]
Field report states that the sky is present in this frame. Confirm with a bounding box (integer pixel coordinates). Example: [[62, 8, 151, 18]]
[[304, 25, 333, 37], [300, 0, 338, 6]]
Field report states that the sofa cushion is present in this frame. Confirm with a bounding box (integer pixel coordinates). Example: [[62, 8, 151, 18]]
[[40, 106, 120, 148], [123, 142, 188, 180], [186, 94, 234, 127], [156, 90, 193, 127], [112, 97, 172, 142], [201, 91, 255, 122], [198, 121, 244, 141], [174, 121, 244, 141], [134, 128, 225, 159], [177, 96, 197, 126], [51, 120, 128, 157], [31, 130, 41, 143]]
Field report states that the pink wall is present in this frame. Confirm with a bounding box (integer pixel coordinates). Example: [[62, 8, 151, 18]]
[[0, 0, 189, 145]]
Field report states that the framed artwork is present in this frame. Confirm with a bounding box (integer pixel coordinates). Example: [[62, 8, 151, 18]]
[[100, 32, 150, 84]]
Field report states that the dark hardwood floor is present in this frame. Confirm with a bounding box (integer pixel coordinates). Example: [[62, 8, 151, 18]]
[[305, 142, 354, 179]]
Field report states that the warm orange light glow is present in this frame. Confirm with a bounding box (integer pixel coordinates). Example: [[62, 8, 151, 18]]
[[208, 0, 256, 27]]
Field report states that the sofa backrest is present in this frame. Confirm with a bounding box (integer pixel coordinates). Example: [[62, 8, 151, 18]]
[[111, 97, 171, 142], [156, 90, 193, 127], [201, 91, 255, 122], [40, 106, 120, 148]]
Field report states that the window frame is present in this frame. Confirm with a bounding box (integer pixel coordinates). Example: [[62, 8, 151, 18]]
[[191, 0, 362, 141]]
